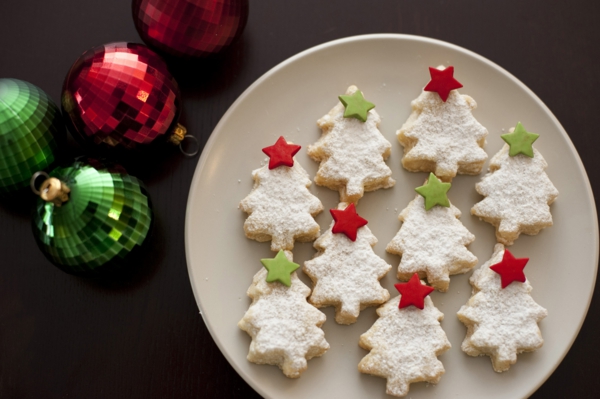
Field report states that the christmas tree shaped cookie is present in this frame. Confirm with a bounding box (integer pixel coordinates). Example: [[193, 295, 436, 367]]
[[240, 136, 323, 251], [303, 203, 391, 324], [359, 274, 451, 397], [308, 86, 395, 203], [397, 66, 488, 181], [471, 123, 559, 245], [238, 250, 329, 378], [457, 244, 548, 372], [387, 173, 477, 291]]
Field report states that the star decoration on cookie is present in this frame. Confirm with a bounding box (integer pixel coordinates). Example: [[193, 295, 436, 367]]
[[415, 173, 451, 210], [501, 122, 540, 158], [490, 249, 528, 288], [424, 66, 463, 102], [394, 273, 435, 309], [262, 136, 301, 169], [330, 203, 368, 241], [338, 90, 375, 122], [261, 250, 300, 287]]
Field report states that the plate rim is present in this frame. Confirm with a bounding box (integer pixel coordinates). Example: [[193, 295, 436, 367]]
[[184, 33, 599, 398]]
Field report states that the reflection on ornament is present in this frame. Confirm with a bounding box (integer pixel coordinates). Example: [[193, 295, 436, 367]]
[[132, 0, 249, 58], [0, 79, 62, 195], [31, 158, 153, 276], [62, 42, 183, 150]]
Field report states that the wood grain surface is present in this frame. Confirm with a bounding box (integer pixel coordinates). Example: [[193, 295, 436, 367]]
[[1, 1, 599, 398]]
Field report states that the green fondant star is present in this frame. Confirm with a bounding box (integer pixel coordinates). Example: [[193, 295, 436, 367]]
[[338, 90, 375, 122], [501, 122, 539, 157], [415, 173, 451, 210], [260, 250, 299, 287]]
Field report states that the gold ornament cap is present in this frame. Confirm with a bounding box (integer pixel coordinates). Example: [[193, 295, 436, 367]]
[[31, 171, 70, 206], [167, 123, 187, 145], [40, 177, 70, 206]]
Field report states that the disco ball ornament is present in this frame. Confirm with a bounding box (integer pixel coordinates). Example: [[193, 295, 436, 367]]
[[32, 157, 153, 276], [0, 79, 62, 195], [132, 0, 249, 58], [62, 42, 185, 151]]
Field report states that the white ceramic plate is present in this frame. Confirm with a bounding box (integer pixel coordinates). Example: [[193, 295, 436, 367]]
[[185, 34, 598, 399]]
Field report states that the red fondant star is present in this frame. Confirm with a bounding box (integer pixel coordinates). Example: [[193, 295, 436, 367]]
[[423, 66, 463, 102], [262, 136, 301, 169], [395, 273, 435, 310], [490, 249, 528, 288], [330, 203, 368, 241]]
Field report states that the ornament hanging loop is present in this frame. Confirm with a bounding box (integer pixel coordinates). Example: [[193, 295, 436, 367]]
[[31, 171, 71, 207], [30, 171, 50, 196], [179, 134, 199, 158], [166, 123, 199, 157]]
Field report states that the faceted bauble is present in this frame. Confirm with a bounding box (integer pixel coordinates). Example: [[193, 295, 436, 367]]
[[32, 158, 153, 275], [132, 0, 249, 58], [0, 79, 61, 195], [62, 42, 181, 150]]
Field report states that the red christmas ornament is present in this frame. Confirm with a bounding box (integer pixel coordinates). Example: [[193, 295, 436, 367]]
[[330, 203, 368, 242], [424, 66, 463, 102], [262, 136, 301, 169], [62, 42, 184, 150], [132, 0, 249, 58], [490, 249, 528, 288], [395, 273, 435, 310]]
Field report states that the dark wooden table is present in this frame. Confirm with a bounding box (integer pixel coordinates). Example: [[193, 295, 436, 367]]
[[1, 1, 599, 398]]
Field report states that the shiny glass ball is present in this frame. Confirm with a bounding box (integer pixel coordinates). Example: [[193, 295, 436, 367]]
[[0, 79, 61, 194], [62, 42, 181, 150], [132, 0, 249, 58], [32, 158, 153, 275]]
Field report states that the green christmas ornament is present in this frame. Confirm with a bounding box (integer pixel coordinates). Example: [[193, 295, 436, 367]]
[[0, 79, 62, 195], [31, 158, 153, 276]]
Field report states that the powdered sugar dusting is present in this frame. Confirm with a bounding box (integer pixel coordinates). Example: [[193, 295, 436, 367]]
[[238, 251, 329, 378], [304, 204, 391, 324], [308, 85, 395, 203], [359, 293, 451, 397], [239, 158, 323, 251], [471, 143, 559, 245], [457, 243, 548, 372], [386, 194, 477, 292], [397, 87, 488, 180]]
